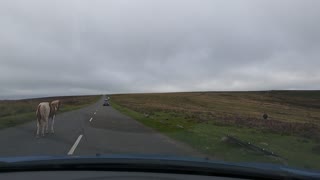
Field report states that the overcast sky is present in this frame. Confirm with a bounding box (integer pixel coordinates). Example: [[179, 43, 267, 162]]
[[1, 0, 320, 99]]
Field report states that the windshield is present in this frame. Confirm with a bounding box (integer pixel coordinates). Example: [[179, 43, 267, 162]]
[[0, 0, 320, 173]]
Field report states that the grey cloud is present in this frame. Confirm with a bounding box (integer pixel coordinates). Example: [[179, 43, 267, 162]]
[[0, 0, 320, 99]]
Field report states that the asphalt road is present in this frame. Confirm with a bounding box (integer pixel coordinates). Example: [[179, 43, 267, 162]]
[[0, 97, 204, 158]]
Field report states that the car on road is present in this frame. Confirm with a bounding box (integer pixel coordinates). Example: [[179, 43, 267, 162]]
[[103, 100, 110, 106]]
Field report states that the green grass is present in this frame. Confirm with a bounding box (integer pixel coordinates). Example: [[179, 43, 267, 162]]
[[0, 112, 36, 129], [111, 91, 320, 124], [110, 91, 320, 170], [0, 95, 101, 129]]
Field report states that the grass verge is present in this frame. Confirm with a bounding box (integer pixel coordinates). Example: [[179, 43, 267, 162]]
[[110, 92, 320, 170]]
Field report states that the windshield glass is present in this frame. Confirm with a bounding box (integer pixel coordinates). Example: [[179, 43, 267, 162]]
[[1, 0, 320, 172]]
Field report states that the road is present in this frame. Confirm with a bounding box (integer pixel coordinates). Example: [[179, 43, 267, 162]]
[[0, 97, 204, 158]]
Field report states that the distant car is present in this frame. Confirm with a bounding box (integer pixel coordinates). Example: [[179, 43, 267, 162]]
[[103, 100, 110, 106]]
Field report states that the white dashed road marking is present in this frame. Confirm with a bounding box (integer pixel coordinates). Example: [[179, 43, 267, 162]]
[[67, 135, 83, 155], [68, 110, 98, 155]]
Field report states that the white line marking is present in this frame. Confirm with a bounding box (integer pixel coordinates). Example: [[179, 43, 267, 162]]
[[89, 117, 93, 122], [67, 135, 83, 155]]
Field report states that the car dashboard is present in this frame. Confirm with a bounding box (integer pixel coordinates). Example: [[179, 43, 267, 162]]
[[0, 171, 245, 180]]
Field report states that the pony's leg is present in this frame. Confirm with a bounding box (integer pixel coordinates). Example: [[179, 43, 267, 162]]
[[51, 115, 55, 134], [45, 119, 49, 134], [36, 121, 40, 137], [41, 123, 45, 136]]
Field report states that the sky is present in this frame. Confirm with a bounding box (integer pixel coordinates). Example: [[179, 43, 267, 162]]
[[0, 0, 320, 99]]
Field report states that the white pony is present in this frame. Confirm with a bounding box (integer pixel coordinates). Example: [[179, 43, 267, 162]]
[[36, 100, 61, 137]]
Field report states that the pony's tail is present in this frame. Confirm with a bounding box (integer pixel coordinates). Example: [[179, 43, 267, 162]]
[[36, 104, 42, 125]]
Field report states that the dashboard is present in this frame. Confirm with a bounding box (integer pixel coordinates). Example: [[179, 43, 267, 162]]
[[0, 171, 246, 180]]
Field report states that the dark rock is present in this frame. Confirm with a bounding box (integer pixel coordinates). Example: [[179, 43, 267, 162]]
[[263, 113, 268, 120]]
